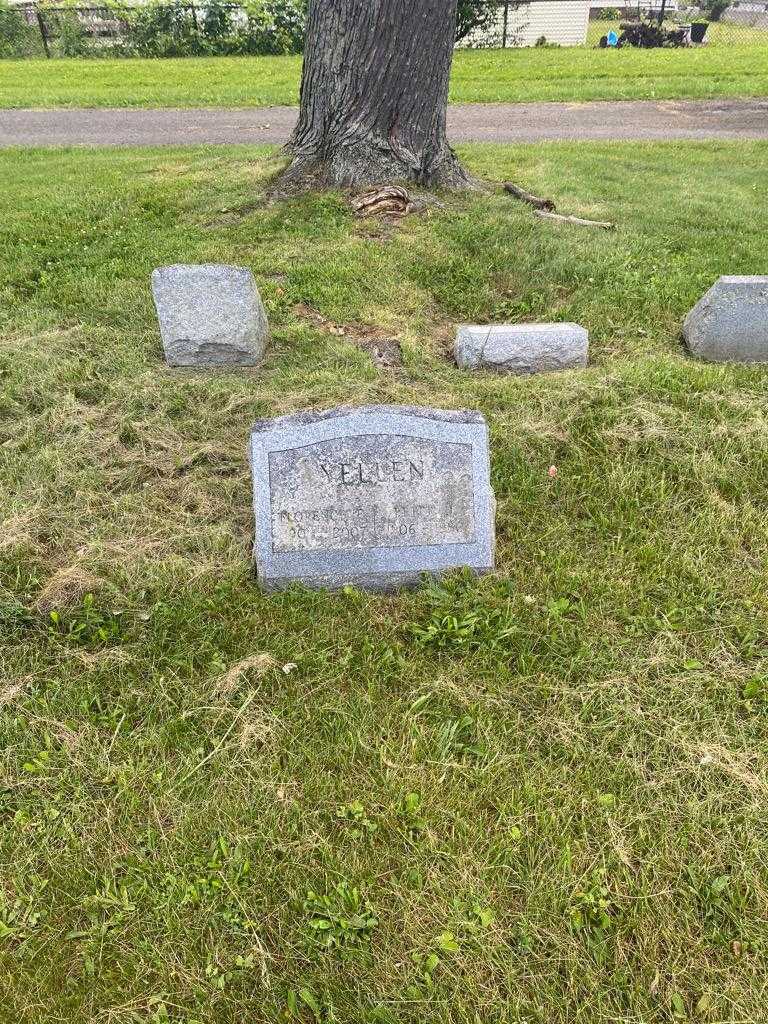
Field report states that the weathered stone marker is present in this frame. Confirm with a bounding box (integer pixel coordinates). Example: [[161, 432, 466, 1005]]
[[249, 406, 495, 591], [455, 323, 588, 375], [151, 264, 268, 367], [683, 276, 768, 363]]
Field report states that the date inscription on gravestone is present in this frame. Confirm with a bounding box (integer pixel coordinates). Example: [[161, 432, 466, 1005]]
[[250, 406, 495, 591]]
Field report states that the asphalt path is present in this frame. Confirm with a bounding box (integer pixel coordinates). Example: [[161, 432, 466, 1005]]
[[2, 98, 767, 147]]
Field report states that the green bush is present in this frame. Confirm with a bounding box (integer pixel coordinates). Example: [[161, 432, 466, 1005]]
[[202, 0, 232, 40], [116, 0, 306, 58], [702, 0, 730, 21], [227, 0, 304, 55], [54, 10, 90, 57], [456, 0, 497, 41], [0, 1, 44, 58], [1, 0, 307, 60], [120, 2, 203, 57]]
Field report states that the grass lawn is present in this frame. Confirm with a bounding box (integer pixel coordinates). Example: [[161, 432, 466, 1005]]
[[2, 44, 768, 108], [2, 140, 768, 1022]]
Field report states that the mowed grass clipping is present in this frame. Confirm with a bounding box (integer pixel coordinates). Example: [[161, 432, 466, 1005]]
[[2, 43, 768, 108], [1, 141, 768, 1023]]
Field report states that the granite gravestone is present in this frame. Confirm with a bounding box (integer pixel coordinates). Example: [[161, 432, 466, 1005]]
[[249, 406, 495, 591], [151, 264, 268, 367], [683, 276, 768, 363], [455, 323, 588, 375]]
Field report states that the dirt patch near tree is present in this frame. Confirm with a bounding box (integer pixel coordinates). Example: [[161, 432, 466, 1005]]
[[293, 303, 403, 369]]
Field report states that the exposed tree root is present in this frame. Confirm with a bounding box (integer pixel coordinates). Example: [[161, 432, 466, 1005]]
[[349, 186, 450, 222], [273, 138, 474, 197], [351, 186, 413, 218]]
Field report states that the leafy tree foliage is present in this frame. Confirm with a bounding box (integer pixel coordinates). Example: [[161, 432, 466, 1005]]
[[455, 0, 495, 41]]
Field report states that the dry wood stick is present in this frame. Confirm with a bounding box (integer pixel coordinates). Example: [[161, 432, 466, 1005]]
[[503, 182, 556, 211], [505, 181, 616, 229], [535, 210, 616, 230]]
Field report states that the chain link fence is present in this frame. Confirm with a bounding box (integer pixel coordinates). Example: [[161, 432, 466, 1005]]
[[1, 0, 767, 59], [0, 0, 304, 58], [456, 1, 768, 49]]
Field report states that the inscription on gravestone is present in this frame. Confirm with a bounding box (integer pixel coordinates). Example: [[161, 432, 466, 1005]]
[[270, 436, 475, 552], [250, 406, 495, 591]]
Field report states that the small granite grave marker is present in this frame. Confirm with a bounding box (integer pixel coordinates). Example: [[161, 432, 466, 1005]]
[[249, 405, 495, 591], [151, 264, 268, 367], [683, 276, 768, 363], [455, 323, 588, 375]]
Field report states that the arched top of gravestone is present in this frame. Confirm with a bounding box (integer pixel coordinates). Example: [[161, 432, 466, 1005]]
[[250, 405, 487, 433]]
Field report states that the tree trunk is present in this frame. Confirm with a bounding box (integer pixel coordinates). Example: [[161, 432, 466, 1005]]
[[280, 0, 470, 191]]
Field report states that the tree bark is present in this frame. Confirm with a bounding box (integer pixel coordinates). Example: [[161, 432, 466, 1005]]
[[280, 0, 470, 191]]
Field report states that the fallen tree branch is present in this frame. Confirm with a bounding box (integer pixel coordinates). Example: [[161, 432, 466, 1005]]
[[504, 181, 616, 229], [535, 210, 616, 230], [503, 182, 556, 211]]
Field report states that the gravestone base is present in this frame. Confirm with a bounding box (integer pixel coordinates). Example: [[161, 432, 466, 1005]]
[[249, 406, 496, 592]]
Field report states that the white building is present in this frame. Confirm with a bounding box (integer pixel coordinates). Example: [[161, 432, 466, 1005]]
[[589, 2, 680, 11], [723, 0, 768, 27], [513, 0, 591, 44], [460, 0, 592, 47]]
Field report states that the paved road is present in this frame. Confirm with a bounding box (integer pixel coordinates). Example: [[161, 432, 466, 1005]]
[[2, 99, 767, 147]]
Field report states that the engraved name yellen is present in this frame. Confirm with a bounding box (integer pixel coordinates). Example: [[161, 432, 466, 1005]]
[[319, 459, 425, 486]]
